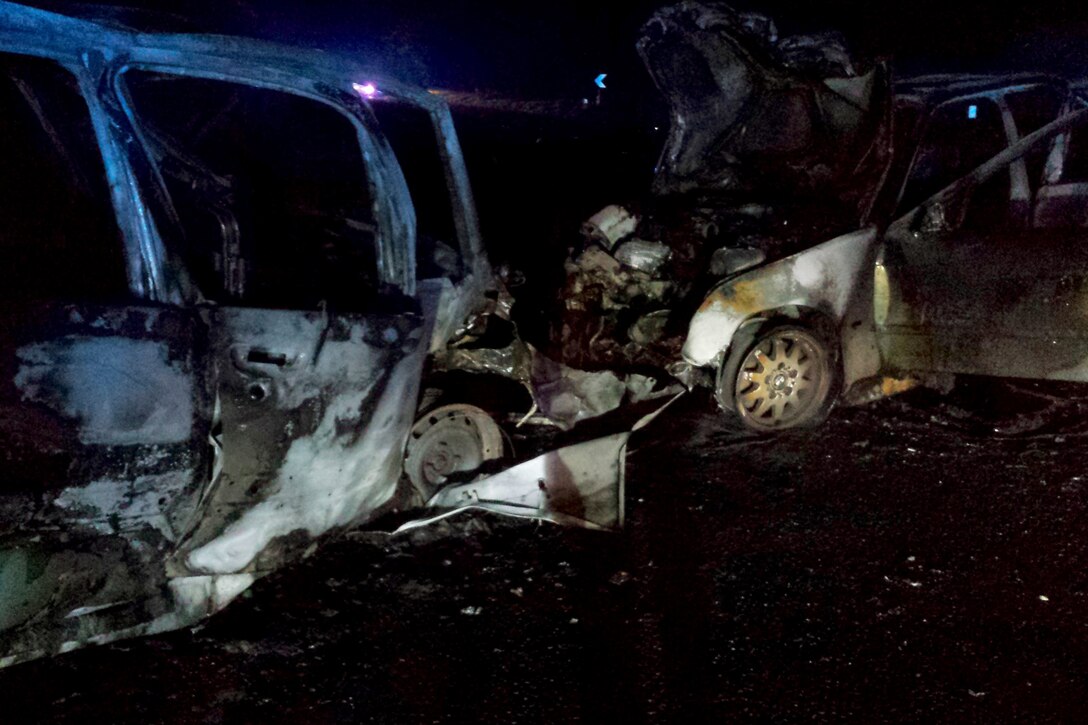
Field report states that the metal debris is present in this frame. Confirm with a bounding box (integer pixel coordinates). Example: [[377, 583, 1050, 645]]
[[582, 204, 639, 251], [395, 392, 683, 533], [637, 1, 890, 206]]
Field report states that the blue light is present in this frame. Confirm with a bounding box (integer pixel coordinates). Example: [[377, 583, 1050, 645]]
[[968, 104, 978, 119], [595, 73, 607, 89]]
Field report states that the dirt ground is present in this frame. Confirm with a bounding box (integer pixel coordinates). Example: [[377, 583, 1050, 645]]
[[5, 379, 1088, 723]]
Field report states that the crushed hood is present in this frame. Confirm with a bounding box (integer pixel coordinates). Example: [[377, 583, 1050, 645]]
[[638, 1, 892, 219]]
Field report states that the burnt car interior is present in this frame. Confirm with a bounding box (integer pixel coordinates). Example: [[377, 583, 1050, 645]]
[[897, 98, 1009, 217], [368, 97, 464, 282], [123, 72, 382, 310], [0, 53, 126, 305], [0, 51, 138, 501]]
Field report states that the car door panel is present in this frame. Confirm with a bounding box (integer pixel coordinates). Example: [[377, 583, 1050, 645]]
[[0, 301, 212, 639], [879, 220, 1070, 377], [174, 304, 428, 575], [879, 104, 1088, 380], [0, 47, 221, 647]]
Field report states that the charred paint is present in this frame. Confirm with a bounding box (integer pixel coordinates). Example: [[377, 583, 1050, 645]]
[[682, 226, 878, 369], [15, 336, 193, 446], [638, 0, 891, 215], [0, 0, 497, 668], [697, 279, 766, 317]]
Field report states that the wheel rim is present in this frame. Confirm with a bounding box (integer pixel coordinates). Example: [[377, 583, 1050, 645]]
[[404, 404, 504, 499], [734, 329, 828, 430]]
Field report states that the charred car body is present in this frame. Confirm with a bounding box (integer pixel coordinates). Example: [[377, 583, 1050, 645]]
[[557, 1, 1088, 431], [0, 1, 649, 667]]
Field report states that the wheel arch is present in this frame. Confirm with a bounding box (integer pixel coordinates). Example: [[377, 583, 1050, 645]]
[[713, 305, 844, 412], [416, 369, 534, 418]]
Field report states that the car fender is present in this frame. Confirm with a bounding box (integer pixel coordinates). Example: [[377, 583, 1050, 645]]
[[681, 225, 880, 372]]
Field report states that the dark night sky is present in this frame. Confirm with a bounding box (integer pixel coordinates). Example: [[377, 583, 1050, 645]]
[[29, 1, 1088, 94]]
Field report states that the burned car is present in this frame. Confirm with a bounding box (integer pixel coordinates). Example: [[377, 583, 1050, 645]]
[[682, 75, 1088, 431], [0, 1, 651, 667], [551, 1, 893, 375], [556, 1, 1088, 431]]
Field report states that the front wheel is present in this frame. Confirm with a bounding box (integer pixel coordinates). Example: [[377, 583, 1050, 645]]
[[717, 324, 837, 432]]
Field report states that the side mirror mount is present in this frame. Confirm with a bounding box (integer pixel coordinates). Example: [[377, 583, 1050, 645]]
[[916, 203, 948, 233], [914, 188, 972, 235]]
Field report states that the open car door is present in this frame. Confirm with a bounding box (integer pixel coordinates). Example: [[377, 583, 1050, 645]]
[[117, 71, 430, 576], [879, 102, 1088, 380]]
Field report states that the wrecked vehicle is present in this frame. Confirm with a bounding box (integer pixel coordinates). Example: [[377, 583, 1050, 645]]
[[551, 1, 892, 373], [0, 1, 661, 667], [557, 1, 1088, 431], [684, 74, 1088, 431]]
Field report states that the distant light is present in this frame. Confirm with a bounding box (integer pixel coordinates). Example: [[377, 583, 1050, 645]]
[[967, 104, 978, 119], [353, 82, 378, 98], [595, 73, 608, 89]]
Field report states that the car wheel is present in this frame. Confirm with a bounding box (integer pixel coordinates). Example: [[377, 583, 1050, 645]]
[[718, 324, 836, 432], [404, 403, 505, 500]]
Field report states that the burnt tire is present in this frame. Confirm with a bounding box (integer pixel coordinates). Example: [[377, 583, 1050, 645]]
[[717, 324, 837, 432]]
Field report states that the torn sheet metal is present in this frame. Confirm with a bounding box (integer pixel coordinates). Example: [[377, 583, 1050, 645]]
[[395, 392, 682, 533], [435, 337, 534, 386], [433, 311, 668, 430], [551, 242, 680, 370], [529, 353, 627, 429], [400, 433, 630, 531], [435, 337, 665, 430], [638, 1, 890, 214]]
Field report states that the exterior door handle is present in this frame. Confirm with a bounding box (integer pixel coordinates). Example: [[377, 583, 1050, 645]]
[[245, 348, 288, 367], [229, 346, 293, 376]]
